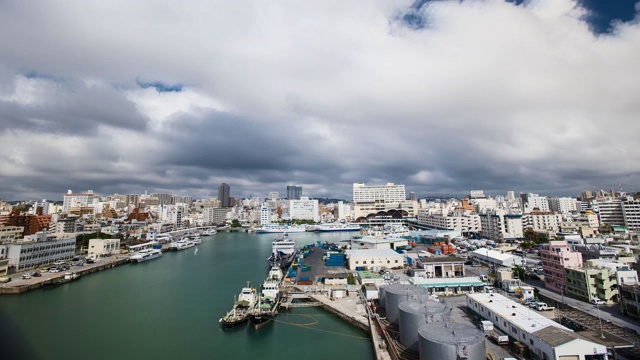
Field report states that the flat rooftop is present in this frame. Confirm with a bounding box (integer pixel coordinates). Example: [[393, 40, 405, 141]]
[[468, 293, 571, 334], [345, 249, 405, 258], [410, 276, 484, 287]]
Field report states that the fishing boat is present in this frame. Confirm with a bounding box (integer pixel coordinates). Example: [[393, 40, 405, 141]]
[[220, 282, 258, 327]]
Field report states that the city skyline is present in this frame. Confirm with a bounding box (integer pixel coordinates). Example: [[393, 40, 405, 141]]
[[0, 1, 639, 201]]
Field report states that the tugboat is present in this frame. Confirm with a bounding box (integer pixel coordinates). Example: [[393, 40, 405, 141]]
[[220, 282, 257, 327], [267, 232, 297, 269]]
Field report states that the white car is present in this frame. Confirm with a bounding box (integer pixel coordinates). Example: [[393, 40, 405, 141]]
[[591, 299, 606, 305]]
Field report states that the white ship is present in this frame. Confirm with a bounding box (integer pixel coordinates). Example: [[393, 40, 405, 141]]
[[130, 248, 163, 263], [253, 224, 306, 234]]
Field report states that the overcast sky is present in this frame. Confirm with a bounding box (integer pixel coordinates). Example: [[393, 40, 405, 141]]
[[1, 0, 639, 202]]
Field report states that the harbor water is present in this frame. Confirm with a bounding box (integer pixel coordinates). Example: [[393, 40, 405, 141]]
[[0, 231, 374, 360]]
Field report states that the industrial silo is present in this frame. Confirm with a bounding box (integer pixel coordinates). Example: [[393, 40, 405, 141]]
[[379, 285, 387, 308], [384, 284, 429, 324], [399, 300, 452, 351], [418, 322, 486, 360]]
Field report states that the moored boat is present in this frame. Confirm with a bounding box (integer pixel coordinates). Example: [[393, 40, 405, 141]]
[[249, 278, 281, 330], [130, 248, 163, 263], [267, 233, 297, 269], [201, 229, 217, 236], [220, 282, 258, 327], [253, 224, 306, 234]]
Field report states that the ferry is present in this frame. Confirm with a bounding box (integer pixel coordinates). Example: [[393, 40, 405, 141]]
[[314, 223, 361, 232], [252, 224, 306, 234], [130, 248, 163, 263]]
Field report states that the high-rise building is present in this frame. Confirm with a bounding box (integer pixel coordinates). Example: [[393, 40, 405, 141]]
[[218, 183, 231, 207], [409, 192, 417, 201], [62, 190, 95, 213], [287, 185, 302, 200]]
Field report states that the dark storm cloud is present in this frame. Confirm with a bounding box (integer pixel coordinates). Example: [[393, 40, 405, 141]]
[[0, 0, 639, 201]]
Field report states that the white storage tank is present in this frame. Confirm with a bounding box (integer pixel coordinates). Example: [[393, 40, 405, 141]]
[[384, 284, 429, 324], [418, 322, 485, 360], [399, 300, 452, 351]]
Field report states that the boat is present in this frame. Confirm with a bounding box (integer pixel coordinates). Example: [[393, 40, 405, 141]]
[[220, 282, 258, 327], [249, 277, 281, 330], [43, 272, 81, 288], [191, 235, 202, 245], [267, 265, 284, 283], [171, 237, 195, 251], [314, 223, 361, 232], [267, 233, 297, 269], [201, 229, 217, 236], [130, 248, 163, 263], [252, 224, 307, 234]]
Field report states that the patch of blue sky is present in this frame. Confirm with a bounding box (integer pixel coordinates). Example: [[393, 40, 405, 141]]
[[136, 79, 184, 92], [398, 0, 638, 34]]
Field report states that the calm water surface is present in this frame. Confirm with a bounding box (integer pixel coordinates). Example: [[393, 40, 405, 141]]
[[0, 232, 374, 360]]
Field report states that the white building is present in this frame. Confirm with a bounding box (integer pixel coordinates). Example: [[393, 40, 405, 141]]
[[479, 210, 523, 242], [524, 211, 563, 232], [289, 197, 319, 222], [470, 248, 522, 268], [62, 190, 95, 213], [596, 200, 624, 227], [88, 237, 121, 257], [549, 197, 577, 214], [416, 210, 481, 233], [260, 206, 271, 225], [467, 293, 607, 360], [622, 200, 640, 231], [202, 207, 228, 226], [344, 249, 405, 270], [520, 193, 550, 213], [6, 237, 77, 271], [0, 226, 24, 243], [352, 182, 416, 219]]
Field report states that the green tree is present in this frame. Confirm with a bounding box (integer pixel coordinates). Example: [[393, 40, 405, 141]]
[[230, 219, 241, 228], [347, 273, 356, 285]]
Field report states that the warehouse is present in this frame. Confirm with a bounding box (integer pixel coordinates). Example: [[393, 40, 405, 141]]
[[344, 248, 405, 271], [467, 293, 608, 360]]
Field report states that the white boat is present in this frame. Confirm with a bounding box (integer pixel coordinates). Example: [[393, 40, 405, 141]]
[[314, 223, 361, 232], [267, 233, 297, 269], [191, 235, 202, 245], [253, 224, 306, 234], [220, 282, 258, 327], [172, 238, 195, 251], [201, 229, 217, 236], [130, 248, 163, 263]]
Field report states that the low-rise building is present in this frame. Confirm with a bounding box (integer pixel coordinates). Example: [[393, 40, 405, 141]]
[[344, 249, 405, 270], [0, 226, 24, 243], [415, 256, 465, 278], [88, 237, 121, 258], [6, 237, 76, 272], [467, 293, 608, 360]]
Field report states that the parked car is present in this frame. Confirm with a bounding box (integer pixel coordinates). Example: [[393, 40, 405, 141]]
[[591, 298, 606, 305], [22, 273, 32, 279], [49, 268, 60, 273], [53, 260, 65, 266], [32, 272, 42, 277], [0, 276, 11, 283]]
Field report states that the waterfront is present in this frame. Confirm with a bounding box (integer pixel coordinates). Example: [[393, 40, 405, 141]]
[[0, 231, 374, 360]]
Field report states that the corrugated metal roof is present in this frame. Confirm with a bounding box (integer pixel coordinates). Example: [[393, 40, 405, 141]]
[[532, 326, 580, 347]]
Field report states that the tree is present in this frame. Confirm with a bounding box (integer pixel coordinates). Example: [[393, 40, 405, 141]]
[[230, 219, 241, 228], [347, 272, 356, 285]]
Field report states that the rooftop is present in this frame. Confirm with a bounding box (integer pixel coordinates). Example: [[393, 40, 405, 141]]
[[345, 249, 405, 258], [468, 293, 571, 334]]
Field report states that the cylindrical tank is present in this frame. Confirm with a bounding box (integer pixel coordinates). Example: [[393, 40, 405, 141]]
[[384, 284, 429, 324], [399, 300, 452, 351], [379, 285, 387, 308], [418, 322, 486, 360]]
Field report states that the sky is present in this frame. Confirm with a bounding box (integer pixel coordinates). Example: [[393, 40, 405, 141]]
[[0, 0, 639, 202]]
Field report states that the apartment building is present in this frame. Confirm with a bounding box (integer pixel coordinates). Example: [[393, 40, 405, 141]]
[[416, 210, 481, 233], [478, 210, 523, 242], [540, 241, 583, 292]]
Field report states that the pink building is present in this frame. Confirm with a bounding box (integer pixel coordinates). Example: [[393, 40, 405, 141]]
[[540, 240, 583, 292]]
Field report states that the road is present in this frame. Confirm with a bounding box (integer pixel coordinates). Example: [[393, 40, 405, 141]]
[[521, 277, 640, 334]]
